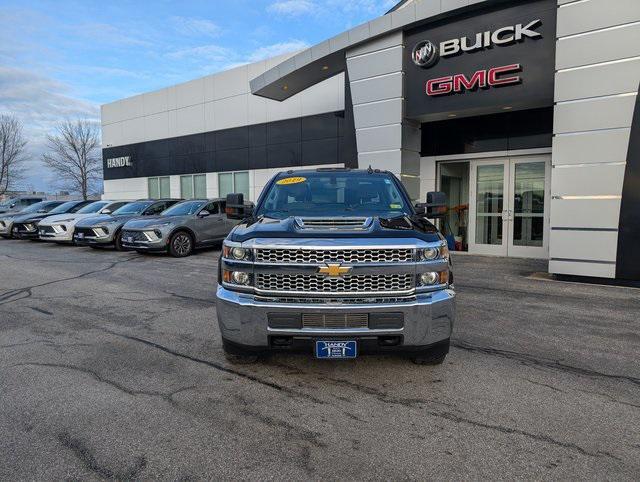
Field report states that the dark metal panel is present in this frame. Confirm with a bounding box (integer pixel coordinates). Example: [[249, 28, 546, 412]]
[[249, 146, 268, 170], [217, 148, 250, 172], [404, 0, 557, 122], [249, 124, 267, 147], [301, 138, 339, 166], [267, 142, 301, 168], [267, 118, 301, 145], [216, 127, 249, 151], [301, 112, 339, 141], [616, 84, 640, 281]]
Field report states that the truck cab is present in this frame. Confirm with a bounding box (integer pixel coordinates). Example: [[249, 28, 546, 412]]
[[216, 168, 455, 365]]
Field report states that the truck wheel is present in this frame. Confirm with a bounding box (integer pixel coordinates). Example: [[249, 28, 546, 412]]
[[411, 354, 447, 365], [169, 231, 193, 257], [224, 352, 259, 365]]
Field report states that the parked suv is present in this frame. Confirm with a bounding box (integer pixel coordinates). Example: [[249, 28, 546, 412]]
[[38, 200, 129, 243], [121, 199, 237, 257], [11, 200, 93, 239], [74, 199, 181, 250], [216, 168, 455, 365], [0, 201, 64, 239], [0, 196, 44, 214]]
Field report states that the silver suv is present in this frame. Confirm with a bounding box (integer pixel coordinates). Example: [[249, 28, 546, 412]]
[[74, 199, 181, 250], [121, 199, 238, 257]]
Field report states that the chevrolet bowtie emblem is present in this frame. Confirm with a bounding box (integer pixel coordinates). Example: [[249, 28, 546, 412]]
[[318, 263, 352, 277]]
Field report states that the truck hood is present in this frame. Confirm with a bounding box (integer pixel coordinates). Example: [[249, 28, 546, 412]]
[[228, 215, 442, 243], [123, 215, 187, 230]]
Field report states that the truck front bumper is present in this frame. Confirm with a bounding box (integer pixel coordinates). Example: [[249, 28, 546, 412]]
[[216, 286, 455, 353]]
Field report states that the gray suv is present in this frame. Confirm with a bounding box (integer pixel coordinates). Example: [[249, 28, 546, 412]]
[[74, 199, 181, 250], [121, 199, 237, 257], [0, 196, 44, 214]]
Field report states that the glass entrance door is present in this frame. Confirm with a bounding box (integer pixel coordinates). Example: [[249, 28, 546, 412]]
[[468, 155, 550, 258]]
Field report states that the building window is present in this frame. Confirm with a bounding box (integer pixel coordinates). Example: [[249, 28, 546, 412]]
[[180, 174, 207, 199], [148, 177, 170, 199], [218, 171, 249, 199]]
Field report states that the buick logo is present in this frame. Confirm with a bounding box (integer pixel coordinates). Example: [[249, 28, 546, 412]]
[[412, 40, 439, 68]]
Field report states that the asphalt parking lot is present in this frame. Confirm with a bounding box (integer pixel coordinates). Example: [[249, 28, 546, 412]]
[[1, 240, 639, 480]]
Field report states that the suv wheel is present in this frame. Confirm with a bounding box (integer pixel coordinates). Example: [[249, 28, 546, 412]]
[[114, 230, 124, 251], [169, 231, 193, 257]]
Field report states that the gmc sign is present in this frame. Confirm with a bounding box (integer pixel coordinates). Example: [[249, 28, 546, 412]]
[[426, 64, 522, 96]]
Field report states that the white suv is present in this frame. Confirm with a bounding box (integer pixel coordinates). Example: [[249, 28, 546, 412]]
[[38, 200, 128, 243]]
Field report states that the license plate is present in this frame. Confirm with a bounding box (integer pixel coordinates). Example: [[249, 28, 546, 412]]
[[315, 340, 357, 359], [39, 229, 45, 235], [124, 236, 133, 243], [77, 233, 84, 239]]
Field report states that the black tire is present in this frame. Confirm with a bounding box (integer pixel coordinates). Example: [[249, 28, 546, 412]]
[[169, 231, 193, 257], [223, 352, 259, 365], [114, 230, 124, 251], [411, 354, 447, 365]]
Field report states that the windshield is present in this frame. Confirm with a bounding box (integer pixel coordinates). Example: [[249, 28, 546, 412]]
[[112, 202, 150, 216], [256, 172, 412, 219], [49, 201, 81, 215], [77, 201, 109, 214], [19, 201, 51, 214], [161, 201, 206, 216]]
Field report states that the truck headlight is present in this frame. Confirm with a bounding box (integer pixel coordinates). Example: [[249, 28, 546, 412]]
[[419, 271, 449, 286], [417, 245, 449, 261], [223, 244, 252, 260], [223, 270, 251, 286]]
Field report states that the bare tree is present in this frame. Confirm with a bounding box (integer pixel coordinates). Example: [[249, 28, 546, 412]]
[[42, 120, 102, 200], [0, 114, 27, 196]]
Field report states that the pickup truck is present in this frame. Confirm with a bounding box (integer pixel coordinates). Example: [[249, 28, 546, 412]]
[[216, 168, 455, 365]]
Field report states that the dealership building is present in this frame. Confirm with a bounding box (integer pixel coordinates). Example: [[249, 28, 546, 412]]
[[101, 0, 640, 281]]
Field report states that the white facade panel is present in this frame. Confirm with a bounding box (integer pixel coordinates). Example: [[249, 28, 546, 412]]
[[102, 122, 123, 148], [213, 96, 248, 131], [550, 198, 621, 229], [143, 89, 169, 116], [175, 104, 205, 137], [103, 178, 148, 200], [353, 98, 403, 129], [175, 78, 205, 109], [554, 94, 637, 133], [552, 129, 631, 165], [551, 164, 626, 196], [346, 46, 404, 82], [549, 259, 616, 278], [557, 0, 640, 37], [214, 65, 249, 100], [355, 124, 402, 153], [144, 112, 169, 141], [556, 22, 640, 69], [550, 230, 618, 262], [351, 72, 403, 105], [555, 58, 640, 102]]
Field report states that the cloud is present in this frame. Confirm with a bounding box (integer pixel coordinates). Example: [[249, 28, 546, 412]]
[[74, 22, 152, 47], [268, 0, 317, 17], [171, 16, 221, 38], [247, 40, 310, 62], [0, 65, 99, 191], [165, 44, 233, 63]]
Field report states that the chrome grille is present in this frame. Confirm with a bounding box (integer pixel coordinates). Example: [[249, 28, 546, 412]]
[[255, 248, 414, 264], [302, 313, 368, 329], [256, 273, 414, 294]]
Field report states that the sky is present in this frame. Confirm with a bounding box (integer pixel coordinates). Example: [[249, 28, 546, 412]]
[[0, 0, 397, 193]]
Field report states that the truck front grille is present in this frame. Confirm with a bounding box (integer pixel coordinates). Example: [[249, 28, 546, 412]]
[[302, 313, 368, 329], [255, 248, 414, 264], [255, 273, 413, 294]]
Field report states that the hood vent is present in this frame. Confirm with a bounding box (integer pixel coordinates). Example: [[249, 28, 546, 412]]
[[295, 217, 372, 231]]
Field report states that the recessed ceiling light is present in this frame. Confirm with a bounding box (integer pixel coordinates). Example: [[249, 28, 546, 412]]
[[322, 65, 329, 71], [503, 106, 513, 110], [448, 114, 457, 118], [282, 85, 288, 91]]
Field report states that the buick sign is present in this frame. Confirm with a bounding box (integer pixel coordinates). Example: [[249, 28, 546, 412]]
[[412, 19, 542, 69], [412, 40, 439, 68], [106, 156, 132, 168]]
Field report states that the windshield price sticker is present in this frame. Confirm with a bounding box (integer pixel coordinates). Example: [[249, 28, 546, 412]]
[[277, 177, 307, 185]]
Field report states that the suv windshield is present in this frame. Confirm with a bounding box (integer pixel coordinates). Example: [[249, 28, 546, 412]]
[[113, 202, 150, 216], [162, 201, 206, 216], [49, 201, 81, 215], [77, 202, 109, 214], [256, 172, 412, 219], [19, 201, 51, 214]]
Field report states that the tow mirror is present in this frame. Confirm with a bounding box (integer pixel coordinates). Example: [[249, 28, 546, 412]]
[[414, 203, 427, 216], [424, 191, 448, 219], [198, 210, 210, 218], [225, 193, 253, 220]]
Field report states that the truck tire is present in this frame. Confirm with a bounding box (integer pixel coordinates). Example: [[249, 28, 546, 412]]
[[222, 339, 259, 364], [410, 340, 450, 366], [169, 231, 193, 257]]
